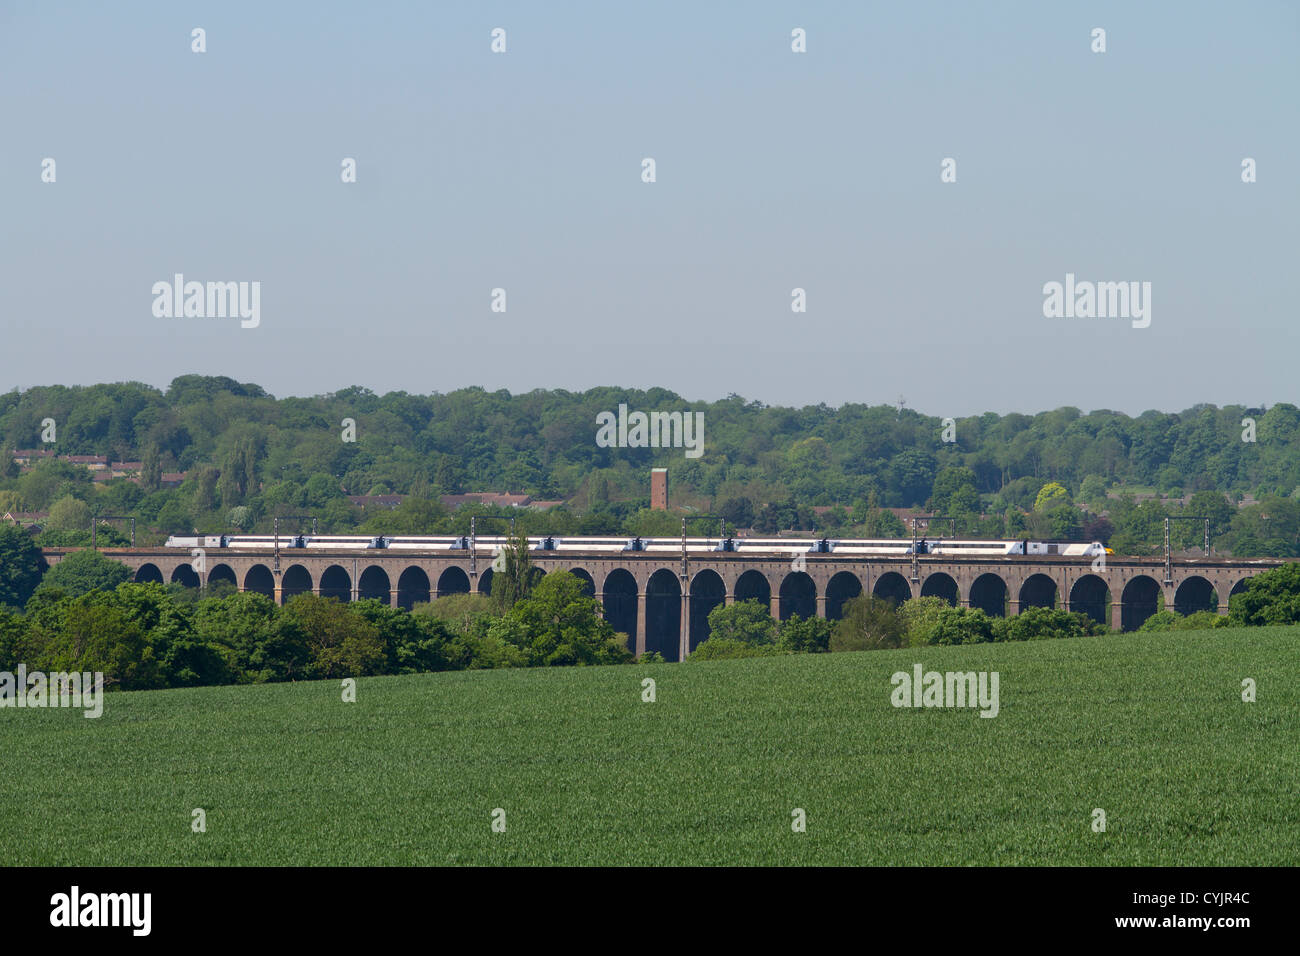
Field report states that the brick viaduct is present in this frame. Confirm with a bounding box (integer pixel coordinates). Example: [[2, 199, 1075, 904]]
[[45, 546, 1285, 662]]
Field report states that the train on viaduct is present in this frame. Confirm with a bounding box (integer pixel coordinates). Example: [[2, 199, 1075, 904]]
[[42, 534, 1286, 662]]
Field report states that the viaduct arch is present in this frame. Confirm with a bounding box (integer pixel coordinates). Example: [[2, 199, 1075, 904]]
[[45, 547, 1286, 660]]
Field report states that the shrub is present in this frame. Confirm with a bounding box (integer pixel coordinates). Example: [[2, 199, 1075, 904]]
[[928, 607, 997, 645], [998, 607, 1105, 642], [1138, 609, 1229, 632], [688, 638, 788, 661], [414, 593, 500, 637], [39, 549, 132, 599], [898, 597, 952, 647], [0, 524, 47, 610], [777, 613, 833, 653], [351, 598, 452, 674], [1178, 610, 1230, 630], [1228, 564, 1300, 626], [830, 595, 904, 652], [504, 571, 632, 666], [0, 607, 32, 671], [29, 596, 160, 690], [451, 624, 528, 669], [282, 593, 387, 679], [706, 600, 778, 645]]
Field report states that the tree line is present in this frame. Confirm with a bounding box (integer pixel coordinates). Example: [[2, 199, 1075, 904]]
[[2, 376, 1299, 555], [0, 528, 630, 689], [1, 524, 1297, 692]]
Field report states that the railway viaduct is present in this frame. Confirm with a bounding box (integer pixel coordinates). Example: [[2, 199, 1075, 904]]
[[43, 546, 1286, 662]]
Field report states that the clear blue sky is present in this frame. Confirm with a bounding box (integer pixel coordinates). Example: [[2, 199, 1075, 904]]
[[2, 1, 1296, 416]]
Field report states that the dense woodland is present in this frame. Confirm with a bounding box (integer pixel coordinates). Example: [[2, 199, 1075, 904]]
[[2, 376, 1299, 556]]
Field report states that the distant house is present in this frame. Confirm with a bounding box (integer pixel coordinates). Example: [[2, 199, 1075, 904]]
[[9, 449, 54, 467], [4, 511, 48, 534], [527, 499, 565, 511], [3, 511, 49, 525], [1106, 490, 1196, 509], [159, 472, 188, 489], [63, 455, 109, 470], [440, 492, 533, 510], [347, 494, 406, 511], [111, 461, 143, 477], [885, 508, 935, 524]]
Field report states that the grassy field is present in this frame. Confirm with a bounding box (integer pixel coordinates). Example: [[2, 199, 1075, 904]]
[[3, 626, 1297, 866]]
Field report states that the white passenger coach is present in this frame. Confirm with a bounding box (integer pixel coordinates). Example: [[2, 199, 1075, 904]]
[[163, 534, 1107, 557]]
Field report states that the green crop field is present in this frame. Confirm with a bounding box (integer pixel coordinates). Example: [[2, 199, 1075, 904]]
[[2, 626, 1297, 866]]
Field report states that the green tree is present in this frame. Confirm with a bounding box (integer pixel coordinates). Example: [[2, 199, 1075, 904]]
[[928, 607, 997, 645], [1027, 503, 1084, 540], [830, 595, 904, 651], [1228, 564, 1300, 626], [414, 592, 500, 638], [0, 524, 48, 609], [717, 496, 755, 529], [304, 472, 342, 508], [888, 449, 937, 507], [930, 466, 978, 514], [0, 606, 33, 670], [46, 495, 91, 532], [490, 528, 536, 610], [31, 596, 160, 690], [218, 435, 259, 506], [624, 508, 682, 537], [191, 466, 220, 514], [1034, 482, 1070, 511], [705, 600, 777, 645], [283, 593, 386, 679], [104, 583, 222, 687], [457, 619, 529, 669], [351, 598, 451, 674], [504, 571, 632, 666], [226, 505, 254, 531], [40, 549, 132, 597], [18, 460, 88, 511], [1186, 490, 1235, 543], [154, 498, 194, 535], [898, 596, 953, 647], [141, 443, 162, 493], [999, 607, 1105, 641], [193, 591, 299, 682], [777, 613, 833, 653], [1078, 475, 1108, 506], [861, 508, 906, 538]]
